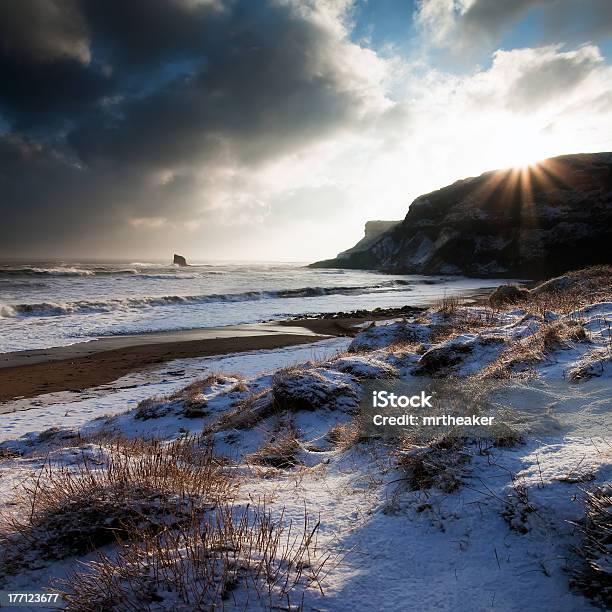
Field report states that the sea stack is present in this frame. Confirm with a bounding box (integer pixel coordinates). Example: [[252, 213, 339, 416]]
[[173, 253, 188, 267]]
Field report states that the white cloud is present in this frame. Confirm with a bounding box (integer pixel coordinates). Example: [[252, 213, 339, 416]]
[[167, 41, 612, 261], [414, 0, 612, 52], [253, 42, 612, 260], [103, 37, 612, 261]]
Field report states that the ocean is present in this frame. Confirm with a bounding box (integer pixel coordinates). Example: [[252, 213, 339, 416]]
[[0, 261, 509, 353]]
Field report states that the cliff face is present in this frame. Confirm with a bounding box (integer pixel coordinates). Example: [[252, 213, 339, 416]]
[[336, 220, 401, 260], [311, 153, 612, 278]]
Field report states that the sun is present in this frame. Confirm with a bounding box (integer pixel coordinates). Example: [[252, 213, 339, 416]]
[[492, 121, 554, 170], [501, 137, 549, 170]]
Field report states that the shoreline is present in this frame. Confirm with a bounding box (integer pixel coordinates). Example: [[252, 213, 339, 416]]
[[0, 319, 368, 404]]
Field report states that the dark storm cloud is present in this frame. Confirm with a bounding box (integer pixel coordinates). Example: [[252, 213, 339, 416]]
[[70, 1, 368, 170], [0, 0, 381, 255], [78, 0, 224, 66], [0, 59, 112, 130], [0, 0, 89, 63], [0, 0, 110, 129], [0, 132, 217, 254], [0, 0, 224, 129], [0, 134, 108, 248]]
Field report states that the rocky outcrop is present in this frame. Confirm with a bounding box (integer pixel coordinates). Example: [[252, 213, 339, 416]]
[[173, 253, 188, 266], [489, 285, 530, 307], [311, 153, 612, 278], [337, 220, 400, 260]]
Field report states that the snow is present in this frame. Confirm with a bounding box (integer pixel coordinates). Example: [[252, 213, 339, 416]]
[[0, 299, 610, 610], [0, 337, 350, 445], [234, 439, 606, 611], [330, 353, 399, 379], [349, 318, 432, 351]]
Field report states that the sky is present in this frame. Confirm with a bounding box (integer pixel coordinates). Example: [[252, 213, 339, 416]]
[[1, 0, 612, 262]]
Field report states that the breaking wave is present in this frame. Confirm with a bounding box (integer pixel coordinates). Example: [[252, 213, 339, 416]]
[[0, 281, 413, 318], [0, 266, 224, 279], [0, 266, 97, 277]]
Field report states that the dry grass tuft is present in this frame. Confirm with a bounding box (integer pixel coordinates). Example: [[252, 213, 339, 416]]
[[37, 426, 75, 443], [428, 306, 499, 344], [170, 373, 239, 402], [481, 319, 588, 378], [502, 480, 536, 534], [326, 421, 361, 451], [134, 396, 173, 420], [248, 425, 302, 469], [329, 354, 398, 379], [272, 367, 358, 413], [435, 296, 462, 315], [387, 340, 427, 355], [489, 284, 530, 308], [487, 422, 524, 448], [211, 389, 274, 431], [135, 374, 244, 420], [211, 367, 357, 440], [502, 265, 612, 316], [567, 347, 612, 381], [0, 437, 230, 569], [414, 343, 473, 376], [0, 447, 21, 460], [570, 485, 612, 607], [172, 374, 243, 418], [229, 380, 249, 394], [58, 505, 328, 611], [396, 435, 468, 493]]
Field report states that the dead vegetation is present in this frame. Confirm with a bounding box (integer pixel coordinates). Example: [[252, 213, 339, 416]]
[[428, 304, 500, 345], [326, 421, 361, 451], [62, 506, 328, 612], [271, 367, 358, 413], [495, 265, 612, 316], [387, 339, 427, 356], [134, 396, 174, 420], [59, 505, 328, 611], [488, 284, 530, 308], [570, 485, 612, 608], [0, 437, 230, 570], [567, 347, 612, 381], [1, 428, 331, 609], [481, 319, 588, 378], [135, 374, 244, 420], [486, 422, 524, 448], [209, 366, 359, 435], [211, 389, 274, 432], [330, 354, 398, 379], [63, 506, 327, 612], [396, 435, 469, 493], [0, 447, 21, 459], [169, 373, 241, 402], [435, 296, 462, 315], [501, 479, 536, 534], [413, 343, 474, 376], [248, 424, 302, 469]]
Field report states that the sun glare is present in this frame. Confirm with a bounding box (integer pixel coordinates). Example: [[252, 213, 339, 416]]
[[501, 137, 549, 170], [491, 121, 556, 171]]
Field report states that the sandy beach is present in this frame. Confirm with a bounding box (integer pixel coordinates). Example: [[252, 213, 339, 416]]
[[0, 318, 369, 403]]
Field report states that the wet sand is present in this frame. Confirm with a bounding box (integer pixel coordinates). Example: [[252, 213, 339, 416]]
[[0, 319, 362, 403]]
